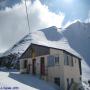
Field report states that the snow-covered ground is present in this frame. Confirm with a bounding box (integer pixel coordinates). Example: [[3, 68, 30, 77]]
[[0, 69, 56, 90], [82, 81, 90, 90], [0, 69, 90, 90]]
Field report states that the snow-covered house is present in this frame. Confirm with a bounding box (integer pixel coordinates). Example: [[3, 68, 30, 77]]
[[0, 25, 83, 89], [20, 43, 82, 90]]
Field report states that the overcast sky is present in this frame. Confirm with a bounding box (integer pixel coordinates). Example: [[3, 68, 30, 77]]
[[0, 0, 90, 53]]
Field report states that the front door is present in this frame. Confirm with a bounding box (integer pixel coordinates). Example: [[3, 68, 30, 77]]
[[32, 59, 36, 75], [40, 57, 45, 76], [27, 64, 30, 74]]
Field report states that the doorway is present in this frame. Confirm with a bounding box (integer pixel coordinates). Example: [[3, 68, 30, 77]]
[[32, 59, 36, 75], [40, 57, 45, 76], [27, 64, 30, 74]]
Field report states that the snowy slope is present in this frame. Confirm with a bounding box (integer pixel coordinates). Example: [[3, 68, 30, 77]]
[[0, 70, 56, 90], [3, 35, 32, 57], [2, 21, 90, 80]]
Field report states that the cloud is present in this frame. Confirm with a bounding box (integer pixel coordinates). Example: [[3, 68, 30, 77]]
[[27, 0, 65, 30], [0, 0, 65, 53]]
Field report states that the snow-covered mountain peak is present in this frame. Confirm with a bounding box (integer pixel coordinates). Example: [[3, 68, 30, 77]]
[[66, 20, 90, 31]]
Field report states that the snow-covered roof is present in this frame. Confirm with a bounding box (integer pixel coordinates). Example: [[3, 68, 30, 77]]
[[31, 42, 81, 59], [1, 26, 81, 59]]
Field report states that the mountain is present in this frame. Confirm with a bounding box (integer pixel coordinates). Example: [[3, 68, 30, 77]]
[[64, 21, 90, 65], [2, 21, 90, 80], [63, 21, 90, 79]]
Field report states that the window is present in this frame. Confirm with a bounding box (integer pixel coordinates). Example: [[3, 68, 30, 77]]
[[64, 53, 69, 65], [55, 56, 59, 64], [47, 55, 54, 66], [71, 56, 74, 66], [80, 77, 82, 81], [54, 77, 60, 87], [64, 53, 67, 65], [71, 78, 74, 84], [79, 60, 82, 75], [67, 55, 69, 65], [67, 78, 69, 90], [75, 58, 77, 63], [24, 60, 27, 68], [64, 53, 74, 67]]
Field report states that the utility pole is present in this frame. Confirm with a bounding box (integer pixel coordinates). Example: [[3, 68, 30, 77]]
[[25, 0, 30, 34], [88, 11, 90, 23]]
